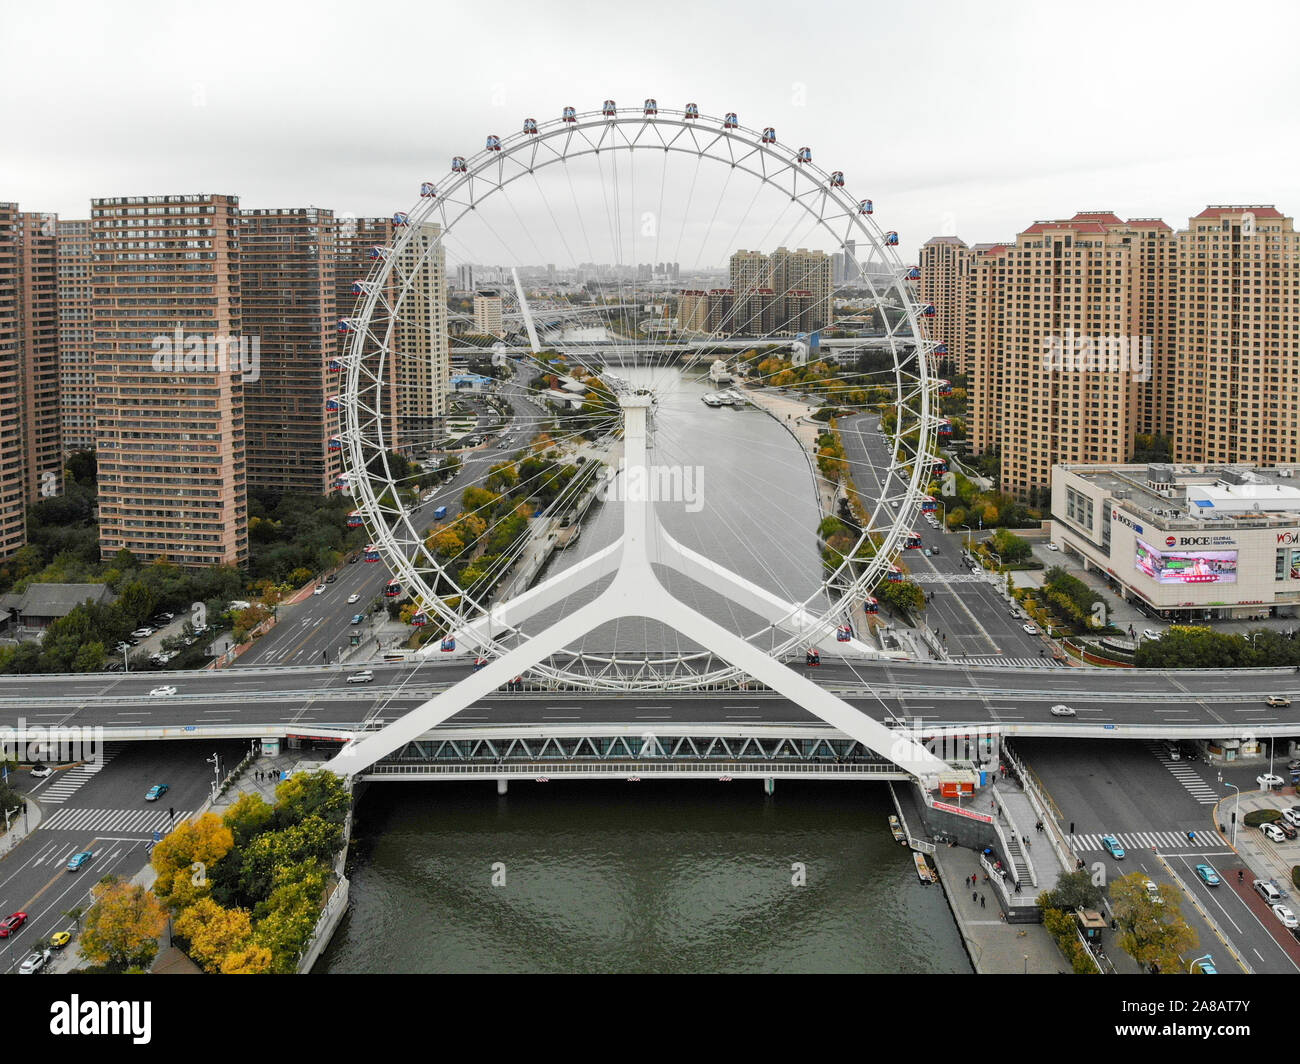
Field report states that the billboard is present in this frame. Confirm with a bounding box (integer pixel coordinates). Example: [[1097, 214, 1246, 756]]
[[1135, 538, 1237, 585]]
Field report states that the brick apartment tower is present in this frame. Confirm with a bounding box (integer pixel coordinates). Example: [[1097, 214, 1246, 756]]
[[240, 208, 341, 494], [57, 219, 96, 453], [1173, 206, 1300, 466], [918, 236, 974, 375], [12, 210, 62, 504], [92, 194, 248, 567], [393, 221, 449, 451], [0, 204, 30, 558]]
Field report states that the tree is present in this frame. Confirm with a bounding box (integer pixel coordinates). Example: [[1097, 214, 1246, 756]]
[[151, 812, 234, 912], [1110, 871, 1198, 973], [175, 897, 256, 974], [223, 792, 274, 849], [273, 770, 351, 829], [1037, 869, 1104, 912], [220, 944, 274, 974], [79, 877, 168, 972]]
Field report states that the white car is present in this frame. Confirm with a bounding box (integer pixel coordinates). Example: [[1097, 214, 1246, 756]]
[[1142, 629, 1162, 640], [313, 584, 327, 595], [1022, 624, 1038, 635], [1049, 704, 1076, 717], [149, 685, 177, 697], [1258, 773, 1286, 790], [346, 671, 374, 684], [18, 950, 50, 975], [1283, 808, 1300, 828], [1273, 903, 1299, 930], [30, 764, 52, 778], [347, 594, 361, 604], [130, 627, 155, 639], [1046, 543, 1060, 551], [1143, 880, 1163, 905], [1261, 822, 1287, 843]]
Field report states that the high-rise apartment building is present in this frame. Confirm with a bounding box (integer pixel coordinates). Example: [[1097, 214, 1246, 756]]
[[473, 288, 504, 337], [919, 236, 974, 375], [0, 204, 31, 558], [12, 210, 62, 506], [1173, 206, 1300, 467], [394, 222, 450, 449], [92, 193, 248, 567], [676, 290, 708, 332], [240, 208, 341, 495], [57, 219, 96, 453], [769, 247, 832, 333]]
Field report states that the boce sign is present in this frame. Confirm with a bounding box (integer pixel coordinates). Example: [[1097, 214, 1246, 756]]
[[1111, 509, 1143, 534]]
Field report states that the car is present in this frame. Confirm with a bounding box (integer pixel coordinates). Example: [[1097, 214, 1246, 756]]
[[114, 641, 131, 653], [1142, 629, 1161, 640], [1192, 957, 1217, 974], [18, 950, 50, 975], [0, 912, 27, 937], [1022, 624, 1038, 635], [351, 614, 364, 625], [49, 930, 71, 950], [66, 850, 93, 872], [347, 594, 361, 604], [1283, 807, 1300, 828], [1258, 773, 1286, 790], [325, 574, 338, 584], [1273, 904, 1299, 930], [145, 784, 169, 802], [923, 548, 932, 556], [1255, 878, 1284, 902], [1046, 543, 1060, 551], [347, 671, 374, 684], [313, 584, 327, 595], [1101, 835, 1125, 859], [1050, 704, 1076, 717], [1266, 695, 1292, 707], [130, 627, 155, 639], [1261, 822, 1287, 843], [1144, 879, 1163, 905], [1195, 863, 1221, 886], [149, 685, 177, 697], [30, 763, 51, 778], [1278, 819, 1298, 840], [930, 545, 940, 554], [182, 636, 196, 646]]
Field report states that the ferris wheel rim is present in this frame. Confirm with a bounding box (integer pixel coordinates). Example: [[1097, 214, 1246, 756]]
[[340, 102, 940, 689]]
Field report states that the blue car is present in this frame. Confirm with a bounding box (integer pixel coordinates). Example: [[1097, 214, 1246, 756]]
[[145, 784, 169, 802], [1101, 835, 1125, 859], [1196, 863, 1221, 886], [66, 851, 93, 872]]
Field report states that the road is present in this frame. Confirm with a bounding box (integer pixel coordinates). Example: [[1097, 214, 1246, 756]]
[[0, 740, 247, 973], [840, 412, 1049, 661]]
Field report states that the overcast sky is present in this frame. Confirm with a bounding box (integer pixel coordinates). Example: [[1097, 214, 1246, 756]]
[[4, 0, 1298, 261]]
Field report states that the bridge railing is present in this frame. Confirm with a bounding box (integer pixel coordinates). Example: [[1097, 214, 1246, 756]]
[[363, 759, 907, 778]]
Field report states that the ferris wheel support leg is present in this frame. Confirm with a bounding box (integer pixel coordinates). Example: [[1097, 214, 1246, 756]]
[[652, 527, 892, 659], [427, 537, 625, 656]]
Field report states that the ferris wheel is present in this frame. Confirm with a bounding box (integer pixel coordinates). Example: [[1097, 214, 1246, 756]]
[[337, 101, 945, 693]]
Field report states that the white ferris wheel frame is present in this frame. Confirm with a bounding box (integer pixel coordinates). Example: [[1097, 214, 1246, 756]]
[[339, 104, 945, 692]]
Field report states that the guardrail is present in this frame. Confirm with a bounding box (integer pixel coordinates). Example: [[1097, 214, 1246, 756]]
[[1004, 744, 1075, 873]]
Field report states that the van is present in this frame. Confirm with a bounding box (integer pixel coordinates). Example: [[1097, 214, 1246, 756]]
[[1255, 879, 1283, 904]]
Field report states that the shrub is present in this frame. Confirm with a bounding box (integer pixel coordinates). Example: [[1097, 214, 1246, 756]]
[[1244, 808, 1282, 827]]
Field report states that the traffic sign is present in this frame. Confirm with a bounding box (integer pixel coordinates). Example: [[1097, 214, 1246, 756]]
[[152, 831, 161, 842]]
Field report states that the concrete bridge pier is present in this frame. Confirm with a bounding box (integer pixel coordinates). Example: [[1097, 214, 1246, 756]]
[[497, 777, 508, 796]]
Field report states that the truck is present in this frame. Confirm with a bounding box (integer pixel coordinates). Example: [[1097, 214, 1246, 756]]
[[433, 505, 448, 521]]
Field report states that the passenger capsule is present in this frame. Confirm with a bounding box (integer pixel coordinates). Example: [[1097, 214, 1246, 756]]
[[440, 636, 457, 652], [368, 246, 388, 260], [921, 303, 936, 318], [328, 436, 342, 451], [326, 395, 340, 412], [602, 99, 617, 116], [420, 181, 438, 198], [762, 127, 777, 144], [886, 565, 904, 583], [410, 610, 428, 627], [392, 211, 409, 226], [796, 146, 812, 163], [921, 496, 938, 513], [829, 171, 844, 187], [934, 342, 949, 356], [723, 112, 739, 129], [836, 624, 854, 642], [937, 419, 953, 436], [363, 543, 380, 562], [346, 510, 363, 529], [684, 102, 699, 119], [936, 379, 952, 397], [883, 231, 899, 246], [905, 531, 923, 549], [383, 581, 401, 597], [863, 596, 879, 614], [859, 199, 874, 215], [905, 266, 921, 280], [643, 98, 657, 115], [523, 118, 538, 134], [451, 157, 467, 173], [562, 106, 577, 123], [485, 134, 501, 151]]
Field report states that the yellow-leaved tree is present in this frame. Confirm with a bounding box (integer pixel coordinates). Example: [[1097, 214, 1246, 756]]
[[175, 897, 256, 974], [150, 811, 234, 912], [79, 877, 168, 972]]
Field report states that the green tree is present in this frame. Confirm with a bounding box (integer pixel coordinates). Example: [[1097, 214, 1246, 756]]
[[273, 770, 351, 829]]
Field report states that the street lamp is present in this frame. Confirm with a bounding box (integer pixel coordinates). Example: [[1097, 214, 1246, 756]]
[[1189, 953, 1214, 974], [960, 524, 974, 552], [206, 752, 221, 802], [1218, 775, 1241, 847]]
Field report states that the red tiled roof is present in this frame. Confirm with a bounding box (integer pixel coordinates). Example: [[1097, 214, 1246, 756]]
[[1021, 220, 1109, 234], [1125, 218, 1171, 230], [1070, 211, 1123, 225], [1194, 205, 1282, 219]]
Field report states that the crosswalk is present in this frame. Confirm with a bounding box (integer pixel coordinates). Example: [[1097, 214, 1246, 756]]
[[39, 806, 192, 836], [1144, 740, 1221, 804], [35, 744, 123, 805], [1070, 829, 1222, 853], [952, 656, 1064, 669]]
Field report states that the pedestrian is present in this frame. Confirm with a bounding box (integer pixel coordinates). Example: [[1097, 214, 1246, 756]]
[[1024, 837, 1031, 850], [972, 891, 978, 903], [980, 895, 986, 909], [1014, 880, 1021, 894]]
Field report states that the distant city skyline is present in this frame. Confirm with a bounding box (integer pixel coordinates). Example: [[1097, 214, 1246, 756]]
[[4, 0, 1298, 261]]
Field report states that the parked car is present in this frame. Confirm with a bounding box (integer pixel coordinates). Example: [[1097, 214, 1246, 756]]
[[1266, 695, 1292, 707], [1196, 863, 1221, 886], [1278, 819, 1298, 840], [1050, 704, 1076, 717], [1258, 773, 1286, 790], [145, 784, 169, 802], [1142, 629, 1161, 640], [49, 930, 71, 950], [18, 949, 50, 974], [1022, 624, 1038, 635], [347, 671, 374, 684], [1101, 835, 1125, 859], [1046, 543, 1060, 551], [1283, 807, 1300, 828], [1255, 879, 1284, 903], [1261, 822, 1286, 843], [1273, 903, 1299, 930], [130, 627, 155, 639]]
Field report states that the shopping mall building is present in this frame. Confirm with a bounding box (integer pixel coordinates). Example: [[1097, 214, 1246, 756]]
[[1051, 463, 1300, 621]]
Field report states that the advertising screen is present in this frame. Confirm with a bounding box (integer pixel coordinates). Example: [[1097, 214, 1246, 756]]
[[1135, 539, 1237, 585]]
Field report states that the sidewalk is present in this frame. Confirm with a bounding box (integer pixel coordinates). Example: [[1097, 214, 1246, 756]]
[[928, 842, 1065, 974], [0, 786, 43, 858]]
